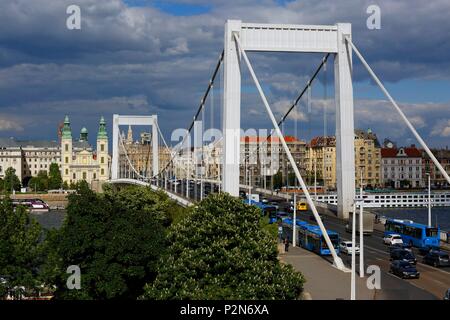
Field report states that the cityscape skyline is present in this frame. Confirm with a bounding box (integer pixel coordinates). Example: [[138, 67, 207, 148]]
[[1, 0, 450, 148]]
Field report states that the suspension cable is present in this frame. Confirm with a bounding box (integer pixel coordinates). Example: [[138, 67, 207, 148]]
[[155, 50, 224, 178], [267, 53, 330, 141]]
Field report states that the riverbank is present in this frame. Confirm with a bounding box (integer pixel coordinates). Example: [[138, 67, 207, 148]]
[[3, 193, 69, 209]]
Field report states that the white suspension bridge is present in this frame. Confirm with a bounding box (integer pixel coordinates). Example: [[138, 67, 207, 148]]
[[108, 20, 450, 273]]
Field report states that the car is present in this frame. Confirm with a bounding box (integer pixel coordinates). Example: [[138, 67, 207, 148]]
[[389, 261, 420, 279], [444, 289, 450, 300], [268, 202, 280, 210], [390, 249, 417, 265], [339, 241, 360, 255], [276, 211, 290, 219], [383, 234, 403, 246], [423, 250, 450, 267], [389, 243, 412, 253]]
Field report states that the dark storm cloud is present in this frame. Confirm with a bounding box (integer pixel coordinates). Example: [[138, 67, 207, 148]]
[[0, 0, 449, 147]]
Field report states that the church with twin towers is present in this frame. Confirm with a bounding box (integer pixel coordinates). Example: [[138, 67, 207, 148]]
[[60, 115, 110, 189]]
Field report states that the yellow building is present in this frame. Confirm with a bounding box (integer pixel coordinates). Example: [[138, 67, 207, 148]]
[[61, 116, 109, 188], [306, 136, 336, 189], [354, 129, 382, 188], [306, 129, 382, 190]]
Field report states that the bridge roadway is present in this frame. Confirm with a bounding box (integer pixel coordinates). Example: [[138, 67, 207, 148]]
[[294, 209, 450, 299]]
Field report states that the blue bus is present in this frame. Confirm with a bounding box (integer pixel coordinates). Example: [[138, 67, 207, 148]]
[[245, 200, 278, 224], [384, 219, 440, 250], [282, 218, 340, 256]]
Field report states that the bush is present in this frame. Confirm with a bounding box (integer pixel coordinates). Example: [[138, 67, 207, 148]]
[[0, 197, 44, 299], [142, 193, 305, 300]]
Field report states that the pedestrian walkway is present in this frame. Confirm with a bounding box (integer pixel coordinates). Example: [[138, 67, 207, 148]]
[[279, 246, 377, 300]]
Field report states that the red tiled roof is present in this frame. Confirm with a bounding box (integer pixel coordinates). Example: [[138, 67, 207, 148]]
[[241, 136, 299, 143], [381, 146, 421, 158], [380, 148, 397, 157], [310, 136, 336, 147], [403, 147, 422, 157]]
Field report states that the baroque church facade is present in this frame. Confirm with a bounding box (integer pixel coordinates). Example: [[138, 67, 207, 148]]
[[60, 115, 110, 187]]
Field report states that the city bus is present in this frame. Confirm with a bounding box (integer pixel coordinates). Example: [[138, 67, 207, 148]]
[[384, 219, 440, 250], [245, 199, 278, 224], [282, 218, 340, 256]]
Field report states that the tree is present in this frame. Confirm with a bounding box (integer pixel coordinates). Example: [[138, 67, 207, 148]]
[[62, 181, 69, 190], [0, 196, 44, 299], [37, 171, 49, 190], [273, 170, 283, 190], [3, 167, 21, 192], [400, 179, 411, 189], [45, 184, 173, 299], [28, 171, 48, 192], [288, 172, 296, 186], [142, 193, 305, 300], [48, 163, 63, 190]]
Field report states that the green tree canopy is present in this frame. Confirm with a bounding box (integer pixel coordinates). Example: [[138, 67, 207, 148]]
[[0, 197, 44, 299], [46, 184, 174, 299], [3, 167, 21, 192], [48, 163, 63, 190], [142, 193, 305, 300], [27, 170, 49, 192]]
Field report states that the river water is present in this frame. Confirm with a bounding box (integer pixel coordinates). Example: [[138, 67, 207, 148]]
[[30, 210, 66, 230], [372, 207, 450, 231]]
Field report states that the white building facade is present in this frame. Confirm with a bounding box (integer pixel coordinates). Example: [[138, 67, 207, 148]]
[[381, 145, 424, 188]]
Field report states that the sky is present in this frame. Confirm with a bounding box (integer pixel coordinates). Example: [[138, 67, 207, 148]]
[[0, 0, 450, 149]]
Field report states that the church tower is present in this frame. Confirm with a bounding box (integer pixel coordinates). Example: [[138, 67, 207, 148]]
[[127, 125, 133, 144], [97, 116, 109, 180], [61, 115, 73, 183]]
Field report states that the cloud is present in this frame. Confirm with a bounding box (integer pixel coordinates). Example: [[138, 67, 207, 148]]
[[0, 0, 449, 148], [431, 119, 450, 137], [0, 116, 24, 132]]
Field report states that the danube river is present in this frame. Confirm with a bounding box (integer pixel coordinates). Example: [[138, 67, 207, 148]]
[[30, 210, 66, 230], [372, 207, 450, 231], [32, 207, 450, 232]]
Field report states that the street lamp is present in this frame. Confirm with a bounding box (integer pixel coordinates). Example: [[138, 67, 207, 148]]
[[426, 173, 431, 227], [351, 202, 357, 301], [359, 168, 364, 278]]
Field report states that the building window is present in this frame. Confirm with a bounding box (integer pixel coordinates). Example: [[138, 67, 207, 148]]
[[82, 172, 87, 180], [65, 169, 69, 175], [101, 168, 105, 175], [65, 144, 69, 152], [101, 157, 104, 164], [65, 157, 69, 164], [101, 144, 105, 152], [93, 173, 96, 179], [73, 173, 76, 179]]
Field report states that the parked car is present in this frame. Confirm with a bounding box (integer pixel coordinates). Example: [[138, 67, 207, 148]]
[[444, 289, 450, 300], [390, 249, 417, 265], [339, 241, 360, 255], [389, 261, 420, 279], [383, 234, 403, 246], [423, 250, 450, 268]]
